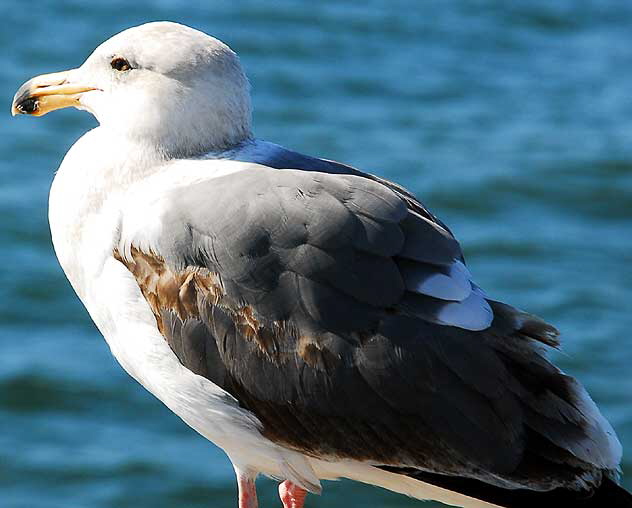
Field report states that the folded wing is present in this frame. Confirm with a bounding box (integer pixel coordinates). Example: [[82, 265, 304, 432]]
[[115, 160, 621, 496]]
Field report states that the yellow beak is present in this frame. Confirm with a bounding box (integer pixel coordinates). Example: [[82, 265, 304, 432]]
[[11, 69, 100, 117]]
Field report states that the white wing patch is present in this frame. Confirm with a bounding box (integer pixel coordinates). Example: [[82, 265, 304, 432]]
[[402, 260, 472, 302], [400, 256, 493, 331], [435, 286, 494, 331]]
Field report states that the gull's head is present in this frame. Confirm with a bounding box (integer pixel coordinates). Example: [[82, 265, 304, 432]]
[[12, 22, 252, 155]]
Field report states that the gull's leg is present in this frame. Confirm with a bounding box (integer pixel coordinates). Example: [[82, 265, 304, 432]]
[[235, 468, 258, 508], [278, 480, 307, 508]]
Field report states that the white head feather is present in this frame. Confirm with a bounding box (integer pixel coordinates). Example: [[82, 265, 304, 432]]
[[75, 22, 252, 156]]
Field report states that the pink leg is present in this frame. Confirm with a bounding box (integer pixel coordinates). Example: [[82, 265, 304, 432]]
[[237, 472, 258, 508], [279, 480, 307, 508]]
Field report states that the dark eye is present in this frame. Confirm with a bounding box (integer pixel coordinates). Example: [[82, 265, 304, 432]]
[[111, 57, 131, 72]]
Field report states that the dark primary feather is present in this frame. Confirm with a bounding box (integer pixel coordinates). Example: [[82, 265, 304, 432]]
[[381, 469, 632, 508], [115, 150, 626, 503]]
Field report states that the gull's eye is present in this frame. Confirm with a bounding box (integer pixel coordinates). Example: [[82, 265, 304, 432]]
[[111, 57, 132, 72]]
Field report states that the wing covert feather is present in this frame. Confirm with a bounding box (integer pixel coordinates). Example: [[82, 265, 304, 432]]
[[114, 161, 618, 493]]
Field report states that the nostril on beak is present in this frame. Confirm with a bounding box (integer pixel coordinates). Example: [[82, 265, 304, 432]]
[[34, 79, 67, 90]]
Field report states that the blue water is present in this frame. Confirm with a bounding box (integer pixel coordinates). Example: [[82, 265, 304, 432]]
[[1, 1, 631, 507]]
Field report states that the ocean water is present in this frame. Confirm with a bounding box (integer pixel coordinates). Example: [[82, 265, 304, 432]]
[[1, 1, 631, 507]]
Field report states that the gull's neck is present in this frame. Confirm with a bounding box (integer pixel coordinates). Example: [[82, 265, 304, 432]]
[[49, 126, 251, 287], [61, 126, 251, 192]]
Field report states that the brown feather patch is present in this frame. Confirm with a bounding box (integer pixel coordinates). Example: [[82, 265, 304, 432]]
[[113, 247, 285, 358]]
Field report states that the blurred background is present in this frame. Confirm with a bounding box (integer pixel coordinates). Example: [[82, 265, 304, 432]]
[[1, 1, 631, 507]]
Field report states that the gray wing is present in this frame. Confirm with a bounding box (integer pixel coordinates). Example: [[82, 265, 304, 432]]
[[165, 165, 491, 331], [117, 162, 620, 494]]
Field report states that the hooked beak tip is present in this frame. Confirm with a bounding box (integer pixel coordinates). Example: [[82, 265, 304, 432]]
[[11, 69, 98, 117]]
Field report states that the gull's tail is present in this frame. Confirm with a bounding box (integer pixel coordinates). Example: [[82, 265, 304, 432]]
[[588, 477, 632, 508]]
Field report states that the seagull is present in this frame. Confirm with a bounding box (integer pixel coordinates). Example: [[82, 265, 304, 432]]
[[12, 21, 632, 508]]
